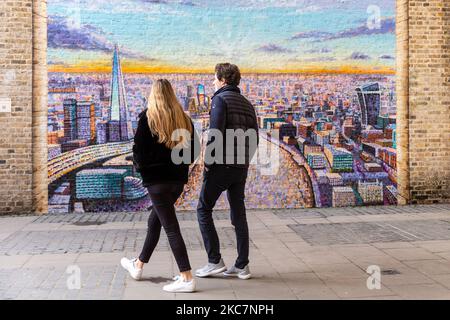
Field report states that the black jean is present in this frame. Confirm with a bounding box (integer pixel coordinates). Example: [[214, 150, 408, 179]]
[[139, 183, 191, 273], [197, 165, 249, 269]]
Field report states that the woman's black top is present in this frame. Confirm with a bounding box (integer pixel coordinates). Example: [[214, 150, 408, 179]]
[[132, 109, 200, 186]]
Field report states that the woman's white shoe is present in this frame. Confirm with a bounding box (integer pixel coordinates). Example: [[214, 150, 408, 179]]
[[163, 277, 196, 293], [120, 257, 143, 280]]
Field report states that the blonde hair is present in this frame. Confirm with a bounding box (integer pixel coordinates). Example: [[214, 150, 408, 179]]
[[146, 79, 193, 149]]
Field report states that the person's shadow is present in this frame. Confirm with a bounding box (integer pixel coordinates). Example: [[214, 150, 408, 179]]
[[140, 276, 172, 284]]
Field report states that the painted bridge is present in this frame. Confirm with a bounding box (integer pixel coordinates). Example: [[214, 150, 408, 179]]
[[47, 141, 133, 184]]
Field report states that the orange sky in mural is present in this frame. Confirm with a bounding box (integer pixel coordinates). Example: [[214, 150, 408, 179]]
[[48, 61, 395, 75]]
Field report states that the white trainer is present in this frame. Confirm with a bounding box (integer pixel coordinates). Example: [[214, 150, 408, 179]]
[[163, 277, 196, 293], [120, 257, 143, 280], [195, 259, 227, 278], [223, 265, 252, 280]]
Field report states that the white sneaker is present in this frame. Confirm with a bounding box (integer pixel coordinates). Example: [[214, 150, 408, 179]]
[[195, 259, 227, 278], [163, 277, 196, 293], [120, 257, 143, 280], [223, 265, 252, 280]]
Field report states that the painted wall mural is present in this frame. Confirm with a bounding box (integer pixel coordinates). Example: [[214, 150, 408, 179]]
[[47, 0, 397, 213]]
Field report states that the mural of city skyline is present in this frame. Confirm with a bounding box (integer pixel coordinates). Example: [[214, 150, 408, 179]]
[[47, 0, 398, 213]]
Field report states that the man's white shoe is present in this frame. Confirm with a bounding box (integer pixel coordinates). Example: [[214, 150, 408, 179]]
[[223, 265, 252, 280], [195, 259, 227, 278], [120, 257, 143, 280], [163, 277, 196, 293]]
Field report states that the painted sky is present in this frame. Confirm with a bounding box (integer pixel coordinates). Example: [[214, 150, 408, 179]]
[[48, 0, 396, 74]]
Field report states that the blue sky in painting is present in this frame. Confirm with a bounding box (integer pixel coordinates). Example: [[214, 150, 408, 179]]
[[48, 0, 396, 72]]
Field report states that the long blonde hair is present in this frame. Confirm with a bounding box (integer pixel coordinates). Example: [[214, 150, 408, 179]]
[[146, 79, 193, 149]]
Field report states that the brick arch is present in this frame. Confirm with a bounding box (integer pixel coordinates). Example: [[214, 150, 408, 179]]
[[32, 0, 48, 214], [395, 0, 410, 205]]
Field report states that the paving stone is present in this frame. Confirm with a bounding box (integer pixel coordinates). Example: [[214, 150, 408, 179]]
[[383, 248, 441, 261], [312, 263, 368, 280], [323, 277, 395, 299], [300, 251, 351, 265], [404, 259, 450, 276], [280, 272, 339, 300], [429, 275, 450, 290], [288, 220, 450, 246], [0, 227, 255, 255], [275, 204, 450, 219], [1, 205, 450, 300], [413, 241, 450, 253], [386, 283, 450, 300], [32, 211, 231, 224]]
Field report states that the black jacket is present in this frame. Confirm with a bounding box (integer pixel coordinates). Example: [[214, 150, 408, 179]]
[[206, 85, 259, 168], [132, 109, 200, 186]]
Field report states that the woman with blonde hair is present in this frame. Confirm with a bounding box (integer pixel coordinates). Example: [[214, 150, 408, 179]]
[[121, 79, 199, 293]]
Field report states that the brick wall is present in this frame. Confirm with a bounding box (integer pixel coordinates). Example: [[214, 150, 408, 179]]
[[408, 0, 450, 203], [0, 0, 448, 214], [0, 0, 33, 214]]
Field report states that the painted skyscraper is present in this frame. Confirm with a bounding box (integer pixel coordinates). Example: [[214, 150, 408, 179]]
[[63, 98, 77, 141], [108, 45, 133, 142], [197, 84, 206, 109], [356, 83, 381, 128]]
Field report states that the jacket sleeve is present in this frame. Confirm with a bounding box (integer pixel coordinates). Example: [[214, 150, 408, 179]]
[[254, 107, 259, 146], [208, 96, 226, 144], [132, 112, 147, 172], [190, 120, 201, 164], [205, 96, 226, 167]]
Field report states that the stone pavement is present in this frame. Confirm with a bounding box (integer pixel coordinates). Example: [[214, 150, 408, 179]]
[[0, 204, 450, 300]]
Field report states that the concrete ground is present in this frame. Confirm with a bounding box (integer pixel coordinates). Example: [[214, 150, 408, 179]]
[[0, 204, 450, 300]]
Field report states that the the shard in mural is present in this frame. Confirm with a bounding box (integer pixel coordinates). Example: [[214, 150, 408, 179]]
[[108, 45, 133, 142]]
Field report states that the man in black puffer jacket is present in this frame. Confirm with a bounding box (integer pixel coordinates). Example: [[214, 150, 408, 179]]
[[195, 63, 259, 280]]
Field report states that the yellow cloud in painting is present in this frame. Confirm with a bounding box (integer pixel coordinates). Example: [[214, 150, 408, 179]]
[[48, 59, 395, 75]]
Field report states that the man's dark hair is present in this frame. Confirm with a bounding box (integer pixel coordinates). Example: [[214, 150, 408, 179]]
[[215, 63, 241, 86]]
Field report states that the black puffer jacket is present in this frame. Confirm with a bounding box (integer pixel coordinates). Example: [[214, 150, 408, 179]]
[[206, 85, 259, 168], [132, 109, 200, 186]]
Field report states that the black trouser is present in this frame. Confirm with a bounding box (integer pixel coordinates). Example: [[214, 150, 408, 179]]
[[139, 183, 191, 273], [197, 165, 249, 269]]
